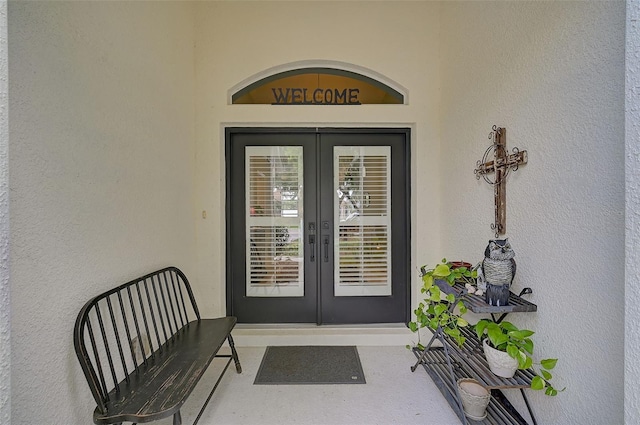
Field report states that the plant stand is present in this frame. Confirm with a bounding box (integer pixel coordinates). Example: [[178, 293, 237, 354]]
[[411, 280, 538, 425]]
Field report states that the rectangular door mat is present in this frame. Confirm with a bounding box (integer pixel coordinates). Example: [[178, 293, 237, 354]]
[[253, 346, 366, 385]]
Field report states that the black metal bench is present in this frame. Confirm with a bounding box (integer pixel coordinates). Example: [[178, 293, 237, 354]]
[[74, 266, 242, 425]]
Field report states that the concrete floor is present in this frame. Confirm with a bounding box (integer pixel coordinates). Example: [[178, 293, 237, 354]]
[[155, 345, 461, 425]]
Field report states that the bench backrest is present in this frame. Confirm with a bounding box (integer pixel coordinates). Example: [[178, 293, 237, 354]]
[[74, 266, 201, 414]]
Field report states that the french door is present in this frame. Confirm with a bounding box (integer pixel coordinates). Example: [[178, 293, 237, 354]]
[[226, 128, 410, 324]]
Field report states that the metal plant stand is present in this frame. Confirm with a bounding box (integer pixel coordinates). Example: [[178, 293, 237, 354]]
[[411, 280, 538, 425]]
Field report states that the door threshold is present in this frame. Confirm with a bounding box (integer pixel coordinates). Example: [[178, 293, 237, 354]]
[[235, 323, 407, 329], [232, 323, 414, 347]]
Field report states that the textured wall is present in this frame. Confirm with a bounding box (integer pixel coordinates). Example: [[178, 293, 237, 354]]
[[8, 2, 196, 423], [440, 2, 625, 423], [193, 1, 444, 318], [626, 0, 640, 423], [4, 1, 633, 423], [0, 2, 9, 424]]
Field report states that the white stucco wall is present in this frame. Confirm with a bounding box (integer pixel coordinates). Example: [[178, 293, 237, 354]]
[[0, 2, 9, 423], [8, 2, 196, 423], [3, 1, 633, 423], [626, 0, 640, 423], [193, 1, 444, 318], [440, 2, 625, 424]]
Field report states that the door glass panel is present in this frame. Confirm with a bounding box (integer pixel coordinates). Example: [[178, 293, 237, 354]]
[[334, 146, 391, 296], [246, 146, 304, 297]]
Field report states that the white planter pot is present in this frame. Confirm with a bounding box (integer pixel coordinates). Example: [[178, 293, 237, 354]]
[[483, 339, 518, 378], [456, 378, 491, 421]]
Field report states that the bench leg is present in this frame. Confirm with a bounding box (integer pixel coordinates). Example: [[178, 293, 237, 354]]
[[173, 410, 182, 425], [228, 334, 242, 373]]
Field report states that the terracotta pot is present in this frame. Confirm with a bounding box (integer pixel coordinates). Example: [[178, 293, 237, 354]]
[[483, 339, 518, 378], [457, 378, 491, 420], [450, 261, 472, 270]]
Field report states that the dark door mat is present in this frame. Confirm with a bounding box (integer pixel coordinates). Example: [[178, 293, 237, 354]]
[[253, 345, 366, 385]]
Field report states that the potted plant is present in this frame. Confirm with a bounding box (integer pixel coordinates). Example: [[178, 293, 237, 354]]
[[475, 318, 564, 396], [408, 260, 477, 348], [456, 378, 491, 421]]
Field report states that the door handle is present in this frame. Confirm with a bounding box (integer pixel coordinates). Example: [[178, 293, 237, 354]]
[[323, 235, 330, 262], [309, 235, 316, 262]]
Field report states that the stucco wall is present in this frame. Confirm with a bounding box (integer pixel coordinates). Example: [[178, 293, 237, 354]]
[[440, 2, 625, 424], [0, 2, 8, 423], [8, 2, 196, 423], [626, 0, 640, 423], [4, 1, 633, 424], [193, 1, 444, 318]]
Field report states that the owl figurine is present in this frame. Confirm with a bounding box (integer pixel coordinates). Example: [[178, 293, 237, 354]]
[[482, 239, 516, 306]]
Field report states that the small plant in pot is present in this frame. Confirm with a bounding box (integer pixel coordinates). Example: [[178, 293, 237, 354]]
[[475, 319, 564, 396], [408, 260, 477, 348]]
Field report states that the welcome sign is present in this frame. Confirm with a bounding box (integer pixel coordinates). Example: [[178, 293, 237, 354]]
[[232, 68, 403, 105], [271, 88, 361, 105]]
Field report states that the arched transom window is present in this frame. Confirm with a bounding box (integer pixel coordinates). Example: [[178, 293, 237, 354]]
[[232, 67, 404, 105]]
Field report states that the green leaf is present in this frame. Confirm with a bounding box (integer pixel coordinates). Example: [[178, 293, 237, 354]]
[[457, 317, 469, 327], [545, 387, 558, 396], [485, 321, 500, 333], [522, 355, 533, 369], [500, 321, 518, 332], [521, 329, 535, 338], [540, 369, 552, 381], [409, 322, 418, 332], [422, 274, 434, 290], [434, 304, 447, 316], [430, 286, 441, 301], [531, 376, 545, 390], [446, 293, 455, 303], [506, 344, 519, 359], [447, 327, 461, 337], [541, 358, 558, 370], [488, 328, 508, 347], [509, 330, 534, 340], [434, 264, 451, 277], [522, 338, 534, 355], [475, 320, 489, 339]]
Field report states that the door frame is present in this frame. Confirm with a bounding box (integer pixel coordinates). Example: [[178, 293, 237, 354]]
[[224, 127, 412, 324]]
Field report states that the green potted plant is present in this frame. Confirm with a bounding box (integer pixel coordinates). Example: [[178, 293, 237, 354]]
[[408, 260, 477, 348], [475, 319, 564, 396]]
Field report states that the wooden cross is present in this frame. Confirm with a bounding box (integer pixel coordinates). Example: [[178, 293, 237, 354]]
[[474, 127, 527, 237]]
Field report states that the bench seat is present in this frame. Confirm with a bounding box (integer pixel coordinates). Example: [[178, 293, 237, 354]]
[[75, 267, 241, 425], [95, 317, 237, 424]]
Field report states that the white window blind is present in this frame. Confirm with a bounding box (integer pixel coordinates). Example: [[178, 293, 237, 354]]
[[245, 146, 304, 297], [334, 146, 391, 296]]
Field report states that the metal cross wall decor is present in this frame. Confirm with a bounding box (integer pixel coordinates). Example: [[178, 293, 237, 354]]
[[474, 126, 528, 237]]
